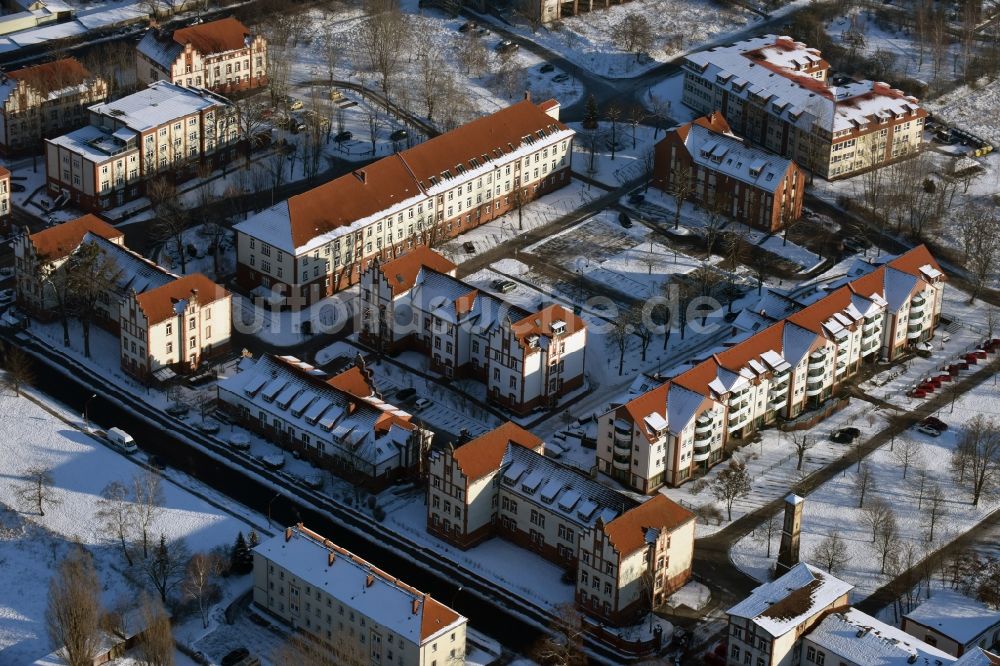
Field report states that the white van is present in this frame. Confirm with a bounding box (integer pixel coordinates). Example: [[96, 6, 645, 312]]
[[106, 427, 138, 454]]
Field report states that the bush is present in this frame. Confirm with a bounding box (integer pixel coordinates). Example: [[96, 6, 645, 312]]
[[366, 495, 377, 509], [373, 506, 386, 522]]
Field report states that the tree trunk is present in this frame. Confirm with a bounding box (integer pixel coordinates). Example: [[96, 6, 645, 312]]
[[120, 533, 133, 567], [82, 319, 91, 359], [61, 316, 71, 348]]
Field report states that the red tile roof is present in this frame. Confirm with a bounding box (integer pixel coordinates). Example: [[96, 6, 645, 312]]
[[452, 422, 543, 482], [886, 244, 944, 280], [28, 214, 123, 261], [604, 495, 694, 555], [510, 304, 585, 349], [420, 595, 462, 641], [8, 58, 94, 98], [0, 166, 10, 179], [288, 157, 422, 249], [622, 382, 669, 441], [786, 286, 854, 334], [326, 366, 374, 398], [377, 246, 457, 296], [173, 17, 253, 55], [134, 273, 229, 325], [716, 321, 786, 372]]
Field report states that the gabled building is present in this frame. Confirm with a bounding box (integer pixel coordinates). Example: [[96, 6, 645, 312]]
[[954, 649, 1000, 666], [234, 98, 573, 305], [359, 247, 586, 415], [45, 81, 237, 211], [426, 422, 695, 626], [726, 563, 853, 666], [598, 245, 945, 491], [903, 589, 1000, 657], [137, 17, 267, 93], [682, 35, 926, 179], [14, 215, 231, 381], [0, 58, 108, 153], [652, 112, 804, 232], [803, 607, 957, 666], [217, 354, 432, 488], [253, 524, 467, 666]]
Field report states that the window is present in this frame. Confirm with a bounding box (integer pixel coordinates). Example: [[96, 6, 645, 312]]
[[189, 318, 196, 330], [189, 336, 196, 349], [166, 323, 172, 335], [166, 342, 173, 353]]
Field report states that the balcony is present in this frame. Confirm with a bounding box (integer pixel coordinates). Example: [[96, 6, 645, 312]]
[[612, 458, 630, 471], [613, 419, 632, 436], [728, 402, 750, 422], [694, 416, 714, 434], [770, 394, 787, 410], [806, 380, 825, 396], [728, 388, 750, 406], [695, 429, 711, 442], [692, 445, 711, 462], [808, 351, 827, 370], [835, 361, 848, 376], [863, 317, 880, 333], [770, 381, 789, 398], [807, 366, 825, 379], [613, 438, 631, 454], [907, 324, 923, 340], [728, 413, 751, 432]]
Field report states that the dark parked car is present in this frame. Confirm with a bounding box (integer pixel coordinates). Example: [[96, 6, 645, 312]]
[[395, 387, 417, 401], [830, 427, 860, 443], [618, 212, 633, 228], [148, 455, 167, 471], [390, 128, 408, 142], [10, 183, 25, 192], [552, 73, 570, 83], [458, 21, 474, 32], [463, 241, 476, 253], [334, 130, 353, 143], [922, 416, 948, 432], [221, 648, 249, 666], [628, 192, 645, 204], [539, 63, 555, 73], [166, 403, 189, 417]]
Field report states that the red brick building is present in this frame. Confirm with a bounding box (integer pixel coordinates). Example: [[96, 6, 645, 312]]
[[653, 112, 804, 232]]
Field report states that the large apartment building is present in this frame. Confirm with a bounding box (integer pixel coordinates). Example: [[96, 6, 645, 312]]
[[254, 524, 467, 666], [0, 166, 10, 221], [359, 247, 586, 415], [682, 35, 927, 179], [45, 81, 237, 211], [234, 98, 573, 306], [217, 354, 433, 488], [14, 215, 231, 380], [137, 17, 267, 93], [652, 113, 804, 232], [0, 58, 108, 153], [598, 245, 945, 492], [426, 422, 695, 626]]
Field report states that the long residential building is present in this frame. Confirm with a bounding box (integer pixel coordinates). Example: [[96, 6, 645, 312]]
[[234, 98, 573, 306], [359, 247, 586, 415], [903, 589, 1000, 657], [598, 245, 945, 492], [45, 81, 237, 211], [217, 353, 433, 488], [652, 112, 804, 232], [137, 17, 267, 93], [682, 35, 927, 179], [14, 215, 231, 380], [254, 524, 467, 666], [427, 422, 695, 626], [0, 58, 108, 153]]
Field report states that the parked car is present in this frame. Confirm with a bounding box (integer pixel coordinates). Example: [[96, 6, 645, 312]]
[[830, 428, 857, 444], [195, 420, 221, 434], [285, 98, 304, 111], [221, 648, 250, 666], [107, 427, 138, 454], [496, 40, 518, 54], [628, 192, 645, 204], [261, 454, 286, 470], [476, 26, 490, 36], [390, 128, 408, 142], [539, 63, 555, 73], [922, 416, 948, 432], [395, 387, 417, 401], [10, 183, 24, 192], [491, 278, 517, 293], [458, 21, 475, 32], [228, 433, 252, 451], [462, 241, 476, 254], [414, 397, 432, 410], [302, 473, 324, 489], [618, 212, 633, 228], [552, 73, 570, 83], [148, 455, 167, 471], [916, 424, 942, 437], [334, 130, 353, 143], [166, 403, 189, 417], [0, 288, 15, 306]]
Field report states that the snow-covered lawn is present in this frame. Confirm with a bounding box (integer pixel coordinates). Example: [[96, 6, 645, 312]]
[[925, 79, 1000, 146], [645, 74, 702, 125], [0, 384, 259, 664], [156, 223, 235, 281], [569, 121, 658, 188], [489, 0, 754, 79], [731, 365, 1000, 602]]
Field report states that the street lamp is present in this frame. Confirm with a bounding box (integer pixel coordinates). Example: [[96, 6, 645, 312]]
[[450, 585, 463, 609], [267, 493, 281, 528], [83, 393, 97, 429]]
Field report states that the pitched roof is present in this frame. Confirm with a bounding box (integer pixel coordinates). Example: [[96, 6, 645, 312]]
[[326, 365, 374, 399], [604, 494, 694, 555], [8, 58, 94, 98], [904, 588, 1000, 645], [955, 649, 1000, 666], [0, 166, 10, 178], [451, 421, 543, 481], [134, 273, 229, 325], [378, 246, 457, 297], [806, 608, 954, 666], [172, 17, 253, 55], [509, 304, 586, 349], [255, 525, 465, 645], [28, 214, 123, 261]]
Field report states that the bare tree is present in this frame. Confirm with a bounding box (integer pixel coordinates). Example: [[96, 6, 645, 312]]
[[272, 631, 367, 665], [986, 307, 999, 341], [354, 0, 409, 106], [791, 433, 814, 471], [860, 497, 892, 542], [647, 93, 671, 141], [924, 483, 946, 542], [19, 465, 59, 516], [456, 32, 489, 77], [133, 471, 163, 559], [628, 105, 646, 150], [951, 414, 1000, 506], [670, 162, 695, 229], [893, 438, 923, 480], [183, 552, 223, 629], [610, 318, 629, 376], [320, 26, 339, 88], [529, 602, 587, 666], [95, 481, 135, 567], [812, 531, 850, 575], [136, 594, 173, 666], [417, 48, 445, 122], [234, 96, 267, 168], [606, 103, 623, 160], [142, 534, 190, 604], [3, 346, 34, 395], [35, 257, 75, 347], [366, 109, 382, 156], [959, 207, 1000, 303], [872, 504, 900, 574], [47, 545, 102, 666], [754, 511, 781, 558], [66, 241, 122, 359], [149, 178, 191, 275], [628, 302, 653, 362], [712, 459, 752, 521], [855, 462, 875, 508], [611, 13, 654, 61]]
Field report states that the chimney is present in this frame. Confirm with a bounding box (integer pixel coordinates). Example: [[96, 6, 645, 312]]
[[411, 598, 420, 615], [353, 169, 367, 184], [366, 574, 374, 588], [328, 551, 335, 567], [284, 527, 293, 542], [523, 90, 531, 103]]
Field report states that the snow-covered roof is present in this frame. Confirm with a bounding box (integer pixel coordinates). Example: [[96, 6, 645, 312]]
[[136, 29, 183, 70], [954, 649, 1000, 666], [46, 123, 136, 163], [681, 122, 795, 193], [904, 589, 1000, 646], [806, 608, 955, 666], [684, 35, 923, 133], [255, 525, 465, 646], [727, 563, 853, 638], [217, 355, 417, 470], [88, 80, 228, 133]]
